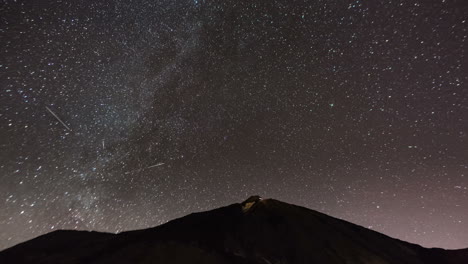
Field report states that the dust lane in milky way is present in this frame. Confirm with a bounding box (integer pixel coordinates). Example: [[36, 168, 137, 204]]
[[1, 0, 467, 250]]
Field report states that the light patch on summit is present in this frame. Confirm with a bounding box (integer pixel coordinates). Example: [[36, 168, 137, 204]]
[[241, 195, 262, 212], [242, 201, 256, 212]]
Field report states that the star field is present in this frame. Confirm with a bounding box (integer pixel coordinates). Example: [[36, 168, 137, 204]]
[[1, 0, 467, 250]]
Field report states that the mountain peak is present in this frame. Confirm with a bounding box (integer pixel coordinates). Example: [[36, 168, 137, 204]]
[[1, 197, 467, 264]]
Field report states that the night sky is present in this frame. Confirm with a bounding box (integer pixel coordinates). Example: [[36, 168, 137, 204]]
[[1, 0, 468, 250]]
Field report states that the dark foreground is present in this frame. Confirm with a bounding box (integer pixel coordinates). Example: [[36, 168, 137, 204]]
[[1, 196, 467, 264]]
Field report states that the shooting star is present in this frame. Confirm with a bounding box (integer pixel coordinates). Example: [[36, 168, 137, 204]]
[[45, 106, 72, 131], [124, 162, 166, 175], [147, 162, 165, 169]]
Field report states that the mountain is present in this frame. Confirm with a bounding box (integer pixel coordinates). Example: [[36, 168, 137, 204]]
[[1, 196, 467, 264]]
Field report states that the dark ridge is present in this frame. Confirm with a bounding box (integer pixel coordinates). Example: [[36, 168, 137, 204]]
[[1, 197, 467, 264]]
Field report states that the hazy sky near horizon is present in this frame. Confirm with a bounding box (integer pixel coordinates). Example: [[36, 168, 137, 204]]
[[1, 0, 467, 250]]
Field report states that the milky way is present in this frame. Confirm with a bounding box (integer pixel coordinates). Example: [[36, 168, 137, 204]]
[[1, 0, 467, 250]]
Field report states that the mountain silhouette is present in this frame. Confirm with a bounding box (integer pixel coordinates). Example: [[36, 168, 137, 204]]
[[1, 196, 467, 264]]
